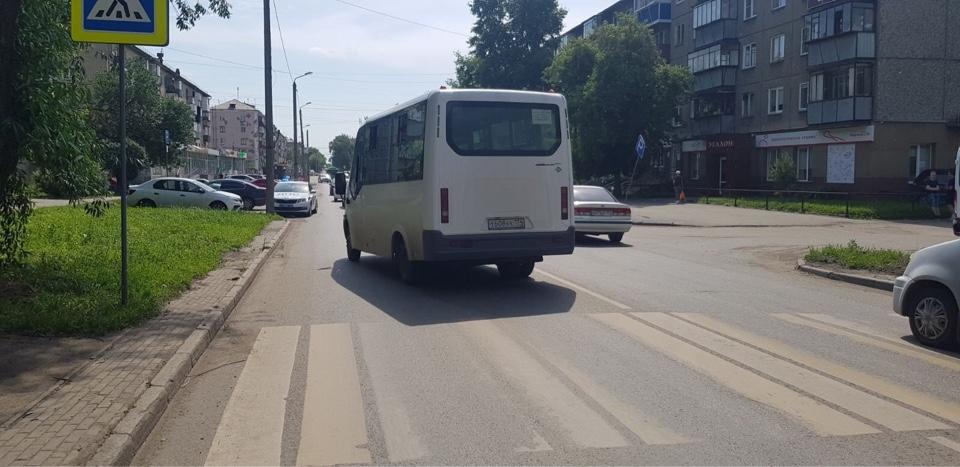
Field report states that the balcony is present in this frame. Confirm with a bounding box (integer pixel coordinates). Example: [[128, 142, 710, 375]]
[[637, 1, 671, 26], [691, 114, 736, 136], [807, 32, 875, 68], [807, 97, 872, 125], [694, 19, 739, 49], [694, 67, 737, 93]]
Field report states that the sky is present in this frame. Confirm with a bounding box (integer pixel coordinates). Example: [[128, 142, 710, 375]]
[[142, 0, 600, 153]]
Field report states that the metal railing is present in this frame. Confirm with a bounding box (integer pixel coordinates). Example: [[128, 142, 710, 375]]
[[690, 188, 943, 218]]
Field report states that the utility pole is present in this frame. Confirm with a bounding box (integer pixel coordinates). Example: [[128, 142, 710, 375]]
[[299, 110, 306, 177], [292, 73, 312, 181], [263, 0, 276, 213], [118, 45, 129, 306], [306, 129, 311, 173]]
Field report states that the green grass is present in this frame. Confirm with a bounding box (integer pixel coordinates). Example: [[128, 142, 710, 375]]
[[805, 241, 910, 275], [0, 206, 278, 336], [699, 196, 945, 220]]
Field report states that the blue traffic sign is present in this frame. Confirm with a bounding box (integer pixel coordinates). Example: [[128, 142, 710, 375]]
[[635, 134, 647, 161], [71, 0, 169, 46]]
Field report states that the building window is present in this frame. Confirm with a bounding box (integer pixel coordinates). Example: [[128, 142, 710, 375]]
[[765, 147, 793, 181], [219, 126, 225, 134], [690, 153, 702, 180], [676, 24, 685, 45], [240, 138, 249, 146], [742, 43, 757, 69], [741, 92, 754, 118], [694, 0, 733, 28], [809, 64, 873, 102], [688, 44, 739, 73], [796, 147, 810, 181], [772, 0, 786, 11], [909, 144, 935, 177], [799, 82, 809, 111], [673, 106, 683, 127], [770, 34, 786, 62], [800, 26, 810, 55], [768, 87, 784, 114], [807, 4, 874, 41], [744, 0, 755, 20], [241, 126, 246, 133]]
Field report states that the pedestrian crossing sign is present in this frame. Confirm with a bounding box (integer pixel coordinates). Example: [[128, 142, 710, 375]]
[[71, 0, 169, 46]]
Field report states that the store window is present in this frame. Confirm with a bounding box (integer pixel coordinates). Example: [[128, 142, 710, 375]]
[[690, 153, 702, 180], [909, 144, 935, 178], [796, 147, 811, 181]]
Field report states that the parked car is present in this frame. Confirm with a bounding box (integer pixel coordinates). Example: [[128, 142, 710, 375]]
[[229, 174, 256, 182], [128, 178, 242, 210], [319, 173, 332, 184], [573, 185, 633, 243], [274, 181, 318, 217], [208, 179, 266, 210], [195, 178, 210, 185]]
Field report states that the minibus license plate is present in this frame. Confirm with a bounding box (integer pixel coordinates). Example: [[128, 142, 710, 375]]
[[488, 217, 525, 231]]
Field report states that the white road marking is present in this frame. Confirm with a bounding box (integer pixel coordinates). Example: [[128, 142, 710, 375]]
[[775, 314, 960, 372], [515, 431, 553, 453], [525, 337, 689, 445], [678, 313, 960, 425], [205, 326, 300, 466], [591, 313, 878, 436], [929, 436, 960, 454], [636, 313, 947, 432], [297, 324, 372, 466], [463, 320, 629, 449], [535, 269, 631, 310]]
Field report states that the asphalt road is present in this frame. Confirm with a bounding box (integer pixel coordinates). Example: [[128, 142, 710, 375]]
[[134, 193, 960, 466]]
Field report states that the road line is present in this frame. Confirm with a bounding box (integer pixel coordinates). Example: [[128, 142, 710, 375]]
[[535, 270, 631, 310], [801, 313, 960, 358], [636, 313, 947, 432], [206, 326, 301, 466], [463, 320, 629, 449], [515, 431, 553, 453], [774, 314, 960, 372], [525, 338, 689, 445], [590, 313, 878, 436], [929, 436, 960, 454], [296, 324, 372, 466], [677, 313, 960, 425]]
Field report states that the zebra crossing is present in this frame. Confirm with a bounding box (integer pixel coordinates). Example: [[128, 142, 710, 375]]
[[201, 312, 960, 465]]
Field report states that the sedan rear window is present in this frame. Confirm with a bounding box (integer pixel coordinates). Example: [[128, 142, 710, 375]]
[[447, 101, 561, 157], [574, 186, 618, 203]]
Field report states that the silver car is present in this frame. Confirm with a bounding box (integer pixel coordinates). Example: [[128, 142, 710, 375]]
[[894, 240, 960, 348], [573, 185, 633, 243], [128, 178, 243, 210], [274, 182, 318, 217]]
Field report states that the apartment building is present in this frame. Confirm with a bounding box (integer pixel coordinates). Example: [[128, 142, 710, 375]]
[[210, 100, 291, 174], [561, 0, 674, 59], [671, 0, 960, 192]]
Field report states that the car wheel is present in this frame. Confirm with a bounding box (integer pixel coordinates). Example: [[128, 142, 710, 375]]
[[210, 201, 228, 211], [345, 225, 361, 262], [241, 197, 255, 211], [609, 232, 625, 244], [392, 236, 423, 284], [136, 199, 157, 208], [497, 261, 535, 280], [907, 285, 958, 349]]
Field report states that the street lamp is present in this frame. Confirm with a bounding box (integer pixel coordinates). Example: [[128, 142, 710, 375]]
[[302, 123, 312, 174], [299, 102, 311, 179], [292, 72, 312, 180]]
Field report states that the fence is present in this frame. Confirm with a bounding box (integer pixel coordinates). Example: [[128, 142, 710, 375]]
[[689, 188, 947, 219]]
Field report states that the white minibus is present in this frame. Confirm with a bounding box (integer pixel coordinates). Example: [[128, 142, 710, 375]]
[[342, 89, 575, 283]]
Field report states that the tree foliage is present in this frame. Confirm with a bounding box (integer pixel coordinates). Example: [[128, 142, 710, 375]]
[[769, 155, 798, 189], [328, 134, 355, 171], [453, 0, 566, 90], [307, 148, 327, 172], [545, 15, 691, 194]]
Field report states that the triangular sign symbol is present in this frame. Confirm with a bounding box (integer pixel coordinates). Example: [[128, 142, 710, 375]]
[[87, 0, 151, 22]]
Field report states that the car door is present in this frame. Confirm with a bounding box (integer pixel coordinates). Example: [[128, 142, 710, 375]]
[[182, 180, 211, 208], [151, 180, 177, 206]]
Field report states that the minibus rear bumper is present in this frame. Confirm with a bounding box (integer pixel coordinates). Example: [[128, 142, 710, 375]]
[[422, 227, 575, 263]]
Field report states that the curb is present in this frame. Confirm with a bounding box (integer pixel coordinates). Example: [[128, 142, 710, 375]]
[[796, 258, 895, 292], [86, 220, 291, 466]]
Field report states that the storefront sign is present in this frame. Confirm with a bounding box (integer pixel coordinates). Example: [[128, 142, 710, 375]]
[[755, 125, 875, 148], [682, 140, 706, 153], [827, 144, 856, 184], [707, 139, 736, 151]]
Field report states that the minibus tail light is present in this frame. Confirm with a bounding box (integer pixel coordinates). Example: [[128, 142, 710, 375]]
[[561, 186, 569, 220], [441, 188, 450, 224]]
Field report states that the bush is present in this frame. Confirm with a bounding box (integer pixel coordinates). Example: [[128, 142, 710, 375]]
[[805, 241, 910, 275]]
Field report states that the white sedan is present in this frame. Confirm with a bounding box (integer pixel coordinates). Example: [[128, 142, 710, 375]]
[[128, 178, 242, 210], [273, 181, 318, 217], [573, 185, 633, 243], [894, 239, 960, 349]]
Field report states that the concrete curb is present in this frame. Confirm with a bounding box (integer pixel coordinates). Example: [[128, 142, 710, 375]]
[[796, 258, 895, 292], [86, 220, 291, 466]]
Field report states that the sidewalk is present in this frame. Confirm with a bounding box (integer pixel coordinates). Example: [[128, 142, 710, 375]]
[[628, 198, 864, 227], [0, 220, 288, 466], [31, 198, 120, 209]]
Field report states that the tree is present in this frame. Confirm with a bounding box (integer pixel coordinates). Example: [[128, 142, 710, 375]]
[[453, 0, 566, 90], [0, 0, 230, 266], [328, 135, 355, 171], [769, 156, 798, 189], [545, 14, 692, 196], [306, 148, 327, 173]]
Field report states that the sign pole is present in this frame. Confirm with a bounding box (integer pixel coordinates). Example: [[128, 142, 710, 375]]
[[118, 44, 129, 306]]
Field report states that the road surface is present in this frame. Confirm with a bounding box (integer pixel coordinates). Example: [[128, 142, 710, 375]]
[[135, 193, 960, 465]]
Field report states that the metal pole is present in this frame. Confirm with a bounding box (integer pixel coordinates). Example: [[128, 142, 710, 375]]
[[306, 129, 310, 173], [118, 45, 129, 306], [299, 108, 305, 180], [263, 0, 276, 213], [292, 81, 298, 181]]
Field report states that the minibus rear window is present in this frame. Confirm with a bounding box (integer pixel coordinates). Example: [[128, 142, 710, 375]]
[[446, 101, 561, 157]]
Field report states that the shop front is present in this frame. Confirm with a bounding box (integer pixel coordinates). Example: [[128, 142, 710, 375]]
[[680, 135, 753, 192], [754, 125, 876, 189]]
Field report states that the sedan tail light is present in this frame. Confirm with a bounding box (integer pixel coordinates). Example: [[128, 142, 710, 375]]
[[575, 207, 590, 216], [614, 208, 632, 216]]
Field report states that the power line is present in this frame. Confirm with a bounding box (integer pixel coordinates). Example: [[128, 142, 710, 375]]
[[164, 60, 445, 84], [272, 0, 295, 82], [332, 0, 469, 37]]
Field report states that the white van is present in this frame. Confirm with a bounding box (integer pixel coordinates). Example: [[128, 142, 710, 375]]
[[342, 89, 576, 283]]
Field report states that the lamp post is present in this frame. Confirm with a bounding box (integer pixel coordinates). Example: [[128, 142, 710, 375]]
[[298, 102, 311, 180], [292, 72, 312, 182], [302, 124, 311, 175]]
